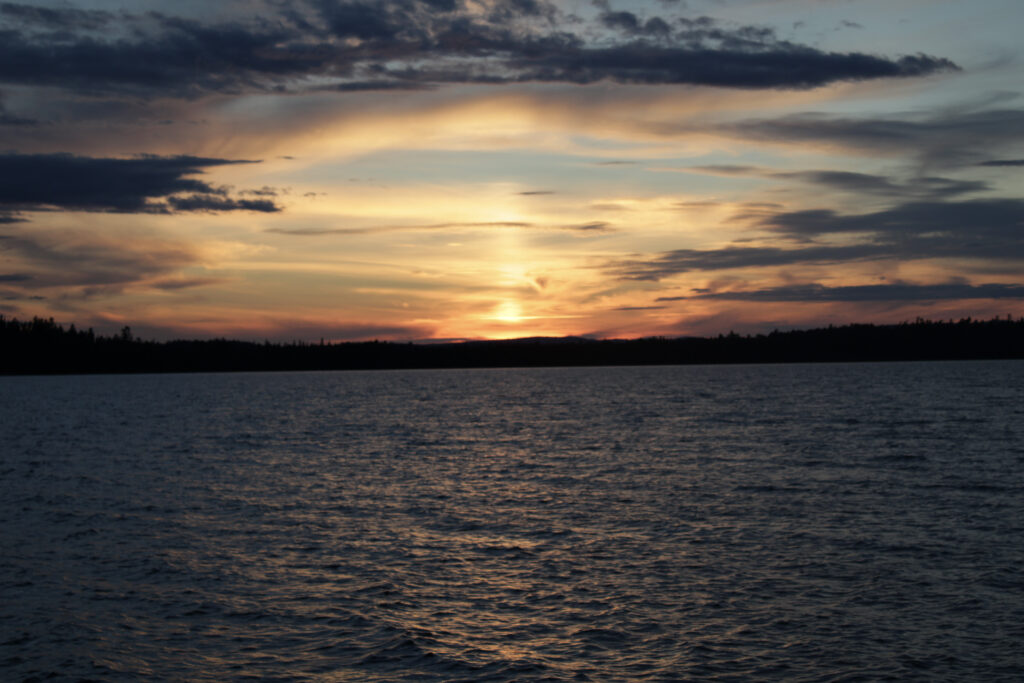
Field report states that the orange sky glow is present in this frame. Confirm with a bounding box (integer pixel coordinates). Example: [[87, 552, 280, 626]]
[[2, 0, 1023, 341]]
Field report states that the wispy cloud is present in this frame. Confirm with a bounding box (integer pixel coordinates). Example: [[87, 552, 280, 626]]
[[266, 219, 611, 235], [606, 198, 1024, 280], [0, 230, 200, 292], [679, 281, 1024, 303], [721, 109, 1024, 166]]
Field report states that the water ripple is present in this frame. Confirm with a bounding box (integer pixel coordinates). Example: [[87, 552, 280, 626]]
[[2, 361, 1024, 680]]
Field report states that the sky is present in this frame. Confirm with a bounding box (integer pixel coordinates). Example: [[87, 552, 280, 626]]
[[1, 0, 1023, 342]]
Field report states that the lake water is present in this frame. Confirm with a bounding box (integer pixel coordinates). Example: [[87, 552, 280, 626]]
[[2, 361, 1023, 681]]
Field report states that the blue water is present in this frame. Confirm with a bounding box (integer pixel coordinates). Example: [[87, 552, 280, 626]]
[[2, 361, 1023, 681]]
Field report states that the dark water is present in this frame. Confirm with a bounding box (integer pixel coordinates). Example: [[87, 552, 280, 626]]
[[2, 361, 1023, 681]]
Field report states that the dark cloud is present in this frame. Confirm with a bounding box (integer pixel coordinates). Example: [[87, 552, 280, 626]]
[[500, 45, 955, 89], [0, 2, 114, 30], [0, 272, 31, 282], [762, 198, 1024, 238], [0, 110, 34, 125], [780, 170, 914, 195], [977, 159, 1024, 167], [607, 198, 1024, 280], [725, 109, 1024, 166], [777, 170, 986, 198], [691, 165, 988, 199], [330, 80, 436, 91], [166, 195, 280, 213], [0, 1, 957, 98], [0, 291, 43, 305], [567, 221, 613, 232], [0, 153, 281, 214], [607, 243, 886, 280], [0, 97, 34, 125], [0, 13, 324, 96], [600, 11, 671, 37], [614, 305, 666, 310], [518, 190, 555, 195], [683, 281, 1024, 303], [239, 187, 280, 197], [147, 277, 226, 291]]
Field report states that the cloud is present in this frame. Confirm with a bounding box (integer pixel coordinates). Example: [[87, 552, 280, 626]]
[[166, 195, 280, 213], [0, 1, 957, 98], [614, 305, 666, 311], [566, 221, 613, 232], [606, 198, 1024, 280], [267, 219, 610, 235], [781, 172, 987, 199], [724, 109, 1024, 166], [501, 46, 955, 89], [0, 230, 200, 290], [0, 153, 281, 215], [675, 200, 721, 208], [680, 281, 1024, 303], [147, 277, 226, 291], [0, 91, 34, 125], [687, 164, 760, 176], [267, 220, 533, 236], [142, 317, 438, 343], [977, 159, 1024, 167], [692, 165, 989, 199], [606, 244, 886, 280], [761, 198, 1024, 239], [239, 187, 280, 197], [0, 2, 113, 30], [599, 10, 671, 37]]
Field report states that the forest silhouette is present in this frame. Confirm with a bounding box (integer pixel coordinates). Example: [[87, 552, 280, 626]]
[[2, 314, 1023, 375]]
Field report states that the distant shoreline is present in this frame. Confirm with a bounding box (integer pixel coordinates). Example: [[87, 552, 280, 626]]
[[2, 315, 1023, 375]]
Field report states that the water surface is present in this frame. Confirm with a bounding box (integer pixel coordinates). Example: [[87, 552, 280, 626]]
[[2, 362, 1023, 680]]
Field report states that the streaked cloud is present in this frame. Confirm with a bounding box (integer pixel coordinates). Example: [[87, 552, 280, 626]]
[[606, 198, 1024, 280], [678, 281, 1024, 303]]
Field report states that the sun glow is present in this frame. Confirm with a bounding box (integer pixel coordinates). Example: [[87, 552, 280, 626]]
[[490, 300, 524, 324]]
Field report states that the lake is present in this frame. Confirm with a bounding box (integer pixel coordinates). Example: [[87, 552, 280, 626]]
[[2, 361, 1023, 681]]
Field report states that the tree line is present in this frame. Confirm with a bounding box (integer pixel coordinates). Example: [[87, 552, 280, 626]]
[[2, 314, 1023, 375]]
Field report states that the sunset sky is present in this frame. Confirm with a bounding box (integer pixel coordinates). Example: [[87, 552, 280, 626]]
[[1, 0, 1023, 341]]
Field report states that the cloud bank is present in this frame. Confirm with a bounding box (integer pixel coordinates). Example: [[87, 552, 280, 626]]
[[0, 154, 281, 215], [0, 0, 957, 97]]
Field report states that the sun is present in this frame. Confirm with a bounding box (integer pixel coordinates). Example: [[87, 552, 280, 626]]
[[491, 300, 523, 324]]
